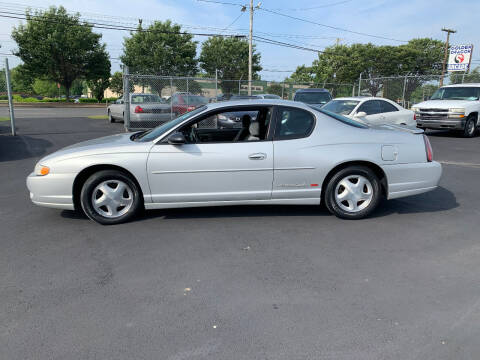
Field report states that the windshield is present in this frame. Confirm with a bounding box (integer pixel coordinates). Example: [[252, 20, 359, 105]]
[[322, 100, 360, 115], [135, 106, 207, 142], [294, 91, 331, 104], [430, 87, 480, 101], [131, 94, 164, 103], [310, 106, 368, 129]]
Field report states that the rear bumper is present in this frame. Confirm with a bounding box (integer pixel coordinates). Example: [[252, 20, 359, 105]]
[[382, 161, 442, 199], [26, 172, 75, 210], [416, 119, 465, 130], [130, 113, 172, 122]]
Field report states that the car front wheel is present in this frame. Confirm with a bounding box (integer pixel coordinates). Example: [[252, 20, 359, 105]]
[[80, 170, 142, 225], [324, 166, 381, 219], [463, 116, 477, 138]]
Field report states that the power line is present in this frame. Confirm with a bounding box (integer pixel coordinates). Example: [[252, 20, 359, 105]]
[[196, 0, 245, 7], [253, 35, 324, 53], [0, 11, 246, 38], [223, 11, 244, 30], [268, 0, 353, 11], [258, 7, 407, 43]]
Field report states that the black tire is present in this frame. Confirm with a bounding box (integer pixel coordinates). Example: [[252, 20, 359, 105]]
[[324, 166, 382, 220], [108, 110, 115, 123], [463, 116, 477, 138], [80, 170, 142, 225]]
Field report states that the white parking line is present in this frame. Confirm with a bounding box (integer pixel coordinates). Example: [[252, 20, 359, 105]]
[[439, 160, 480, 168]]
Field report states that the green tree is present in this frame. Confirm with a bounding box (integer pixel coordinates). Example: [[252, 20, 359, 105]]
[[266, 82, 284, 97], [70, 79, 86, 95], [199, 36, 262, 95], [12, 6, 111, 99], [285, 65, 314, 83], [121, 20, 197, 96], [309, 38, 444, 98], [109, 71, 123, 96], [11, 65, 34, 93], [88, 76, 110, 101], [32, 79, 61, 97]]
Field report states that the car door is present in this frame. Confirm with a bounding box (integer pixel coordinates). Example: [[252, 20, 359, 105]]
[[379, 100, 415, 126], [271, 106, 321, 202], [376, 100, 403, 125], [146, 106, 274, 204], [355, 100, 384, 124]]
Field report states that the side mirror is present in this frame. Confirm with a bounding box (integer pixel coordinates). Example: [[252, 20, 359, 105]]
[[355, 111, 367, 117], [167, 132, 186, 145]]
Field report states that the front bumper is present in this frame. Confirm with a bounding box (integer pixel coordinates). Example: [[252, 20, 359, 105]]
[[26, 172, 76, 210], [416, 118, 465, 130], [382, 161, 442, 200]]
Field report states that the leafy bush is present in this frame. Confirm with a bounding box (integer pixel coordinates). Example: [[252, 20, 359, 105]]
[[78, 98, 99, 103]]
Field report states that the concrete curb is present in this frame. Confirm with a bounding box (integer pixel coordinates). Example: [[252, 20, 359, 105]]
[[0, 103, 108, 108]]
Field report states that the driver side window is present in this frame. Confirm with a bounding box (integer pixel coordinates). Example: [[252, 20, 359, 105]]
[[178, 107, 273, 144]]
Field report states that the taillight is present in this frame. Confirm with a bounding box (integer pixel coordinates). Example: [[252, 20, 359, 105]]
[[186, 106, 195, 112], [423, 134, 433, 162], [134, 105, 144, 113], [413, 113, 416, 121]]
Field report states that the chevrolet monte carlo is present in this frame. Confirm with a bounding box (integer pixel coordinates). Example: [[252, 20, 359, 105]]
[[27, 100, 442, 225]]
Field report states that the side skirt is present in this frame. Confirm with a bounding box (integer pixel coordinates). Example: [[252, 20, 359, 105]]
[[144, 198, 321, 210]]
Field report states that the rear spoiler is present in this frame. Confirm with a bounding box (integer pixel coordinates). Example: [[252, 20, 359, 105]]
[[376, 124, 424, 134]]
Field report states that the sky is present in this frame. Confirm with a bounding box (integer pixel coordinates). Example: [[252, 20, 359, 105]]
[[1, 0, 480, 81]]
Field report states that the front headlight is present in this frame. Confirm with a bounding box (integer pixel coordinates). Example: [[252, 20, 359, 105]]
[[411, 107, 419, 112], [448, 108, 465, 118], [34, 164, 50, 176]]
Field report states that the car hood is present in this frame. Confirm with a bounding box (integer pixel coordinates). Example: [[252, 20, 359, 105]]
[[39, 133, 142, 163], [413, 99, 475, 109]]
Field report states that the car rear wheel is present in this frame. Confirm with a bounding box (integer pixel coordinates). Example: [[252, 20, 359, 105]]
[[108, 110, 115, 123], [80, 170, 142, 225], [324, 166, 381, 219], [463, 116, 477, 138]]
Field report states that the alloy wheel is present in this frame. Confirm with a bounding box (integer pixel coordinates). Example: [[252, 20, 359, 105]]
[[334, 175, 373, 213], [91, 180, 133, 218]]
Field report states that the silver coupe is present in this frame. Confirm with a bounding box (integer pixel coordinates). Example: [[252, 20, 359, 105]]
[[27, 100, 442, 225]]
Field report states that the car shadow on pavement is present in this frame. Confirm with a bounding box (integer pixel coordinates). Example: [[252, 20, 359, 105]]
[[59, 186, 458, 223], [136, 204, 331, 222], [137, 186, 457, 221], [0, 134, 52, 162], [372, 186, 458, 217]]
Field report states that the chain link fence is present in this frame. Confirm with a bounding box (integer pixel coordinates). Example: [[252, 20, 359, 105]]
[[122, 70, 356, 130], [121, 69, 479, 130]]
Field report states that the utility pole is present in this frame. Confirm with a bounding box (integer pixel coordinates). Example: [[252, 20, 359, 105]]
[[440, 28, 456, 87], [248, 0, 253, 95], [247, 1, 261, 95]]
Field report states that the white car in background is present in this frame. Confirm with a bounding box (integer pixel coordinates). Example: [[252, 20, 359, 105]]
[[322, 97, 416, 127]]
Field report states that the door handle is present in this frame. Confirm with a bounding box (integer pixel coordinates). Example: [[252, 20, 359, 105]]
[[248, 153, 266, 160]]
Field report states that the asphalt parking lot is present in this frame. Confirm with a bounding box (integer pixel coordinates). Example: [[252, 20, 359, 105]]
[[1, 108, 480, 360]]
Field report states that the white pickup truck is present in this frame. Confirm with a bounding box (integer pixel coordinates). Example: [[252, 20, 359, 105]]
[[412, 83, 480, 137]]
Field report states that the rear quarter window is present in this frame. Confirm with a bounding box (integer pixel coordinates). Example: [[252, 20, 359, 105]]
[[274, 107, 315, 140]]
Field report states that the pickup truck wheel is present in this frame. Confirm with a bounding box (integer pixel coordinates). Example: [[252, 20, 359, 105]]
[[463, 116, 476, 138], [108, 110, 115, 123]]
